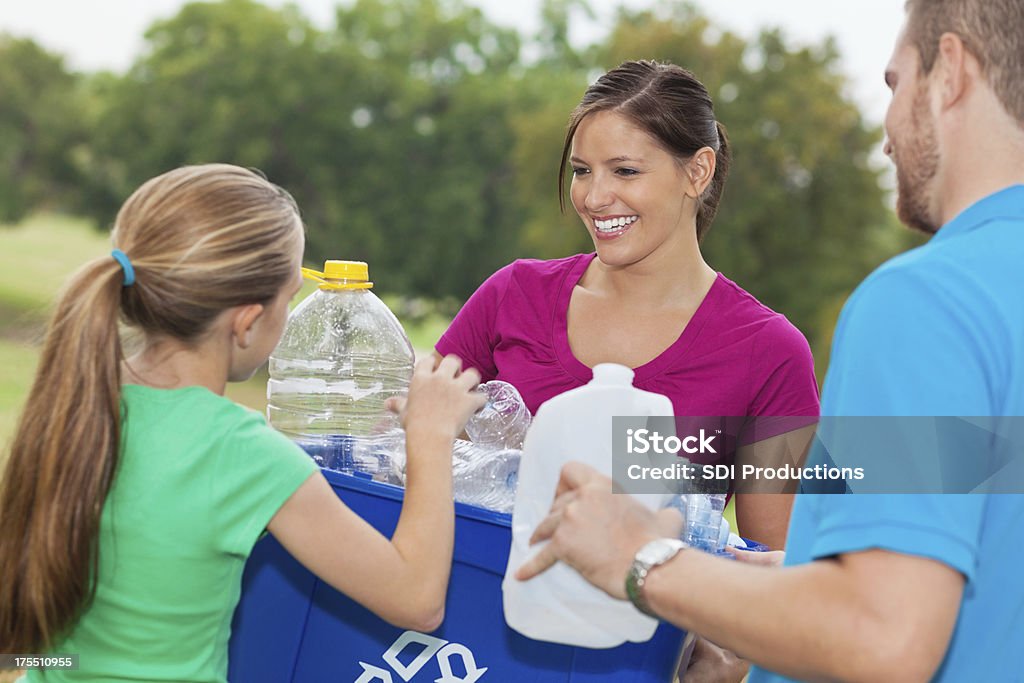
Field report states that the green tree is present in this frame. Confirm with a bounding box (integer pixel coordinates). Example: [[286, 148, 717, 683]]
[[317, 0, 524, 297], [83, 0, 327, 224], [506, 67, 589, 259], [0, 35, 86, 222], [534, 0, 593, 68], [84, 0, 526, 300]]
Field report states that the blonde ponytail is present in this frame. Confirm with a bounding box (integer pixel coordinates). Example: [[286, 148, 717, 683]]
[[0, 258, 126, 651]]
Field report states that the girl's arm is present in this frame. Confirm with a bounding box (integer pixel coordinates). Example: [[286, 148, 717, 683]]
[[267, 355, 484, 631]]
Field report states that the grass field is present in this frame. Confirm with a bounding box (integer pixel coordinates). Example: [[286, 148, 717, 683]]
[[0, 214, 113, 317], [0, 339, 39, 451]]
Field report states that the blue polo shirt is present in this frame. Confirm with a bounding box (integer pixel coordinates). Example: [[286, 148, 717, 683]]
[[750, 185, 1024, 682]]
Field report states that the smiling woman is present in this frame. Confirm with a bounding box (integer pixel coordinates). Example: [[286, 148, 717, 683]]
[[435, 60, 820, 678], [438, 60, 815, 528], [436, 59, 820, 546]]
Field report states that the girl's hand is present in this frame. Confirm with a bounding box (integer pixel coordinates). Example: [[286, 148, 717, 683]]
[[399, 354, 485, 446]]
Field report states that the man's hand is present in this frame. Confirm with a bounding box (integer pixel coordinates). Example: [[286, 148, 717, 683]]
[[681, 637, 749, 683], [515, 462, 683, 599]]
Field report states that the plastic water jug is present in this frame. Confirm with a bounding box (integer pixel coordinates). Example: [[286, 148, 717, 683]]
[[502, 363, 674, 648], [267, 260, 414, 471]]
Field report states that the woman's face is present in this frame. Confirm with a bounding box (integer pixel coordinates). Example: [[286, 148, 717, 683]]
[[569, 110, 696, 268]]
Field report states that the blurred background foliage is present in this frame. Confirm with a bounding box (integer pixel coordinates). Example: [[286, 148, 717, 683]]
[[1, 0, 922, 396]]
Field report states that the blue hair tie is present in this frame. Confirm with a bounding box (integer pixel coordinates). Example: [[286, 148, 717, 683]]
[[111, 249, 135, 287]]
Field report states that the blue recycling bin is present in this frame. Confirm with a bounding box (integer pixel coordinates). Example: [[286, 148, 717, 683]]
[[229, 468, 687, 682]]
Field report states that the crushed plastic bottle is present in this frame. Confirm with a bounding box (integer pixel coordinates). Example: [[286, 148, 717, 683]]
[[267, 260, 414, 475], [349, 427, 407, 484], [465, 381, 531, 450], [682, 493, 728, 552], [374, 435, 521, 513], [451, 444, 520, 513], [664, 489, 729, 553]]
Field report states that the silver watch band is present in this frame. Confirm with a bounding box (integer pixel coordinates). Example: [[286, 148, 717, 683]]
[[625, 538, 686, 618]]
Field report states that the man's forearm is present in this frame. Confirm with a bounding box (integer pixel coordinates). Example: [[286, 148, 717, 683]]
[[643, 549, 954, 683]]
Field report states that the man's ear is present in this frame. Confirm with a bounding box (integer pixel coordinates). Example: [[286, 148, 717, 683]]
[[684, 147, 717, 198], [935, 32, 974, 110], [230, 303, 265, 349]]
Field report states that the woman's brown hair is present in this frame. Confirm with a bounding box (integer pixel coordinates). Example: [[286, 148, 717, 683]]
[[0, 164, 303, 652], [559, 60, 731, 241]]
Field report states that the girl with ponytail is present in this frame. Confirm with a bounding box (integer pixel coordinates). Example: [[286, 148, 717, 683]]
[[0, 164, 483, 680]]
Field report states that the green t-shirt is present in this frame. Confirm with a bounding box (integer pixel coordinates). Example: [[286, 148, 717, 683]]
[[30, 385, 317, 683]]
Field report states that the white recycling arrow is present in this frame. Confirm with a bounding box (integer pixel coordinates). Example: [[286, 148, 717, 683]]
[[382, 631, 449, 681], [355, 662, 393, 683], [434, 643, 488, 683]]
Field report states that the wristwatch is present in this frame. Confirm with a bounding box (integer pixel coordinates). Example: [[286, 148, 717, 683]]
[[625, 538, 687, 618]]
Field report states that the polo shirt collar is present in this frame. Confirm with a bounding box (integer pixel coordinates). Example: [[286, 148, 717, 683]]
[[932, 184, 1024, 244]]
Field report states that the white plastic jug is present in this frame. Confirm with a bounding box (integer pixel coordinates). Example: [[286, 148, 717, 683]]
[[501, 363, 674, 648]]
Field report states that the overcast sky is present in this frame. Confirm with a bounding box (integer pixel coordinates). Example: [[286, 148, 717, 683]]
[[0, 0, 905, 125]]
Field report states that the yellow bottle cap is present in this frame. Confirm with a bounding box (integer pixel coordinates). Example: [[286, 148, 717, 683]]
[[302, 260, 374, 290], [323, 260, 368, 282]]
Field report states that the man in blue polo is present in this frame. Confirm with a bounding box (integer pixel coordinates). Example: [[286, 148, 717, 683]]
[[516, 0, 1024, 680]]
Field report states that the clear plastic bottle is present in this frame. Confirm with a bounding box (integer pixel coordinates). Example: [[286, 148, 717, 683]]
[[502, 363, 674, 648], [465, 380, 531, 449], [451, 443, 520, 513], [349, 427, 406, 483], [683, 492, 728, 552], [267, 260, 414, 473], [372, 436, 522, 513]]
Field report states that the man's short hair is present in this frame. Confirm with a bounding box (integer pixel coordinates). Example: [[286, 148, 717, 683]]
[[906, 0, 1024, 125]]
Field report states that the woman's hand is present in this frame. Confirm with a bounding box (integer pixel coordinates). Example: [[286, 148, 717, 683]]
[[726, 546, 785, 567], [680, 636, 750, 683]]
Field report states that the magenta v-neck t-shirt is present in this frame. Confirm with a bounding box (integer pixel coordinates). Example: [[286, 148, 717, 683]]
[[437, 254, 819, 461]]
